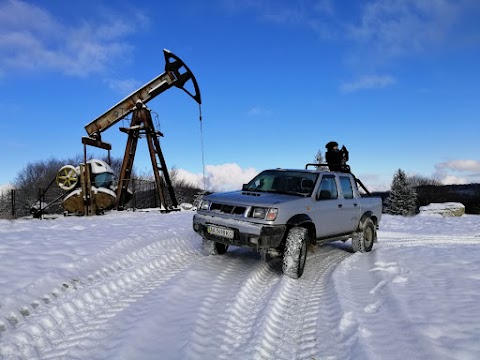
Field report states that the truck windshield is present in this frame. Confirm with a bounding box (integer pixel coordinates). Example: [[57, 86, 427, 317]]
[[244, 170, 318, 196]]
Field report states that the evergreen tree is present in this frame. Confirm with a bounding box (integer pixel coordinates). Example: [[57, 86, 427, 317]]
[[386, 169, 417, 216]]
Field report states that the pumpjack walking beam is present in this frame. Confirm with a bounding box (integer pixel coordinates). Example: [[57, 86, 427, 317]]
[[83, 50, 202, 211], [85, 50, 201, 137]]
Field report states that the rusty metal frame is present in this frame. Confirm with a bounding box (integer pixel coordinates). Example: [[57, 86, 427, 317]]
[[80, 136, 112, 215], [116, 103, 177, 211]]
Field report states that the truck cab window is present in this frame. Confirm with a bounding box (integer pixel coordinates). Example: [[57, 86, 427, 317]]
[[317, 176, 338, 200], [340, 177, 354, 199]]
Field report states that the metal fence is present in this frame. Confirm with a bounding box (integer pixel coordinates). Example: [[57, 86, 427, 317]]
[[0, 187, 65, 219], [0, 180, 202, 219]]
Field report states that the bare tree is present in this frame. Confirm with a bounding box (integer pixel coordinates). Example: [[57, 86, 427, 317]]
[[313, 149, 329, 170], [314, 149, 324, 163], [407, 175, 442, 188], [170, 167, 196, 188], [14, 158, 65, 190]]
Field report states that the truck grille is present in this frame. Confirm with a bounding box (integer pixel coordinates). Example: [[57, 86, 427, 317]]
[[210, 203, 246, 216]]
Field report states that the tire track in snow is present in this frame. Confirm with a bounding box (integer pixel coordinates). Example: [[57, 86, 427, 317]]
[[66, 247, 285, 360], [379, 231, 480, 247], [216, 259, 282, 360], [0, 234, 201, 332], [333, 254, 435, 360], [0, 236, 203, 360], [332, 256, 379, 360], [249, 246, 352, 360], [184, 256, 250, 359], [301, 249, 358, 360]]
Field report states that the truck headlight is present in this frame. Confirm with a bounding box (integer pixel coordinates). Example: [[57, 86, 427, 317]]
[[252, 207, 266, 219], [200, 200, 211, 211], [251, 207, 278, 221]]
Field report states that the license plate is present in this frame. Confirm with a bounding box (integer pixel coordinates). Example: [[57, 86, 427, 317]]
[[207, 225, 234, 239]]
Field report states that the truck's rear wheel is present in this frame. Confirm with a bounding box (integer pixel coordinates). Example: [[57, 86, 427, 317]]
[[352, 218, 376, 253], [282, 227, 308, 279], [203, 239, 229, 255]]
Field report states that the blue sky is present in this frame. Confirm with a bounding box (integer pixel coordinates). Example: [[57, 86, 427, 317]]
[[0, 0, 479, 191]]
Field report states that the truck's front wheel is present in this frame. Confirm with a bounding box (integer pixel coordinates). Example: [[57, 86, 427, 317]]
[[352, 218, 376, 253], [282, 227, 308, 279], [203, 239, 229, 255]]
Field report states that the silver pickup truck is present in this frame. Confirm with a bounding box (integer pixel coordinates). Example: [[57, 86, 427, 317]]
[[193, 165, 382, 278]]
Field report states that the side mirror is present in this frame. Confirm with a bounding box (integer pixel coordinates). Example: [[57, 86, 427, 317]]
[[242, 184, 248, 191]]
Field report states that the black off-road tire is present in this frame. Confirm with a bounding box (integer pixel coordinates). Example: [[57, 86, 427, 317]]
[[352, 218, 376, 253], [282, 227, 308, 279], [203, 239, 229, 255]]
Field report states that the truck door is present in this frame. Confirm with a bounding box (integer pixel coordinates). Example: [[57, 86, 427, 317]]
[[313, 175, 342, 238], [338, 176, 361, 233]]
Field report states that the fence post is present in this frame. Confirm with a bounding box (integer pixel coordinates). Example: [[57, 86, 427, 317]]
[[11, 189, 16, 219], [132, 178, 136, 210], [153, 182, 158, 208], [38, 188, 42, 218]]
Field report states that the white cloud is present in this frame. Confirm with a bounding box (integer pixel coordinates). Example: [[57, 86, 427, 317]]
[[248, 106, 272, 117], [314, 0, 334, 16], [434, 160, 480, 185], [436, 160, 480, 173], [175, 168, 204, 188], [0, 0, 146, 77], [218, 0, 478, 69], [356, 173, 390, 192], [340, 75, 396, 93], [347, 0, 463, 59], [439, 175, 469, 185], [176, 163, 258, 192], [105, 78, 143, 94], [219, 0, 335, 31]]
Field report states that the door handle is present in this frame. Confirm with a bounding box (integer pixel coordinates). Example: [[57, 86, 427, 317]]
[[353, 203, 358, 207], [338, 204, 343, 208]]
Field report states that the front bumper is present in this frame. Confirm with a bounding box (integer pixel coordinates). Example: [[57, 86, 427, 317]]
[[193, 213, 286, 249]]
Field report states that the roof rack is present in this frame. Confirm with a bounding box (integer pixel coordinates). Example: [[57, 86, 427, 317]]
[[304, 163, 372, 197], [305, 163, 348, 172]]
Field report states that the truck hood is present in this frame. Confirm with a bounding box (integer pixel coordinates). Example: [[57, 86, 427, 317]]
[[205, 190, 304, 207]]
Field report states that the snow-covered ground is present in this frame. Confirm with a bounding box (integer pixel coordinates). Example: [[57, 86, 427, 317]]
[[1, 211, 480, 360]]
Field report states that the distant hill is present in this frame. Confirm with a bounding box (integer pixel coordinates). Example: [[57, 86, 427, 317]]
[[372, 183, 480, 215]]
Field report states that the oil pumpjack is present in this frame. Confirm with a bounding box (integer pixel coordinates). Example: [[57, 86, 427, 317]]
[[56, 50, 202, 216]]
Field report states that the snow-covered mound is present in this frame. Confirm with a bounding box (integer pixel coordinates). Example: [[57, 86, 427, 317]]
[[0, 212, 480, 359], [419, 202, 466, 217], [180, 202, 195, 211]]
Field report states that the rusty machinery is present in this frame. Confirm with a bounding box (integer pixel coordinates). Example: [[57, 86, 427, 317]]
[[56, 50, 202, 216]]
